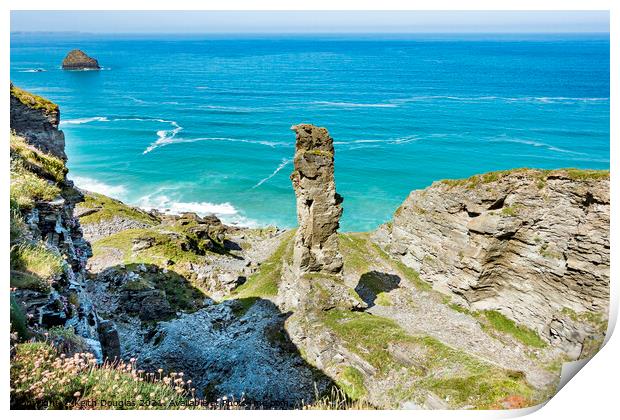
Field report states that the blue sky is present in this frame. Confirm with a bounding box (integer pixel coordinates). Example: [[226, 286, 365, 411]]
[[11, 10, 609, 33]]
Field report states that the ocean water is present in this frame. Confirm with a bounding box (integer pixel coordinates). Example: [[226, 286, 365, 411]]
[[10, 33, 610, 231]]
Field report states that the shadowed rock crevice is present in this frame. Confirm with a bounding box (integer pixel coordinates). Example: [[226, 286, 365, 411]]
[[87, 263, 335, 407]]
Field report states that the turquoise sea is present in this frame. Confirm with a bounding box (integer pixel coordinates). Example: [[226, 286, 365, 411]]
[[10, 33, 610, 231]]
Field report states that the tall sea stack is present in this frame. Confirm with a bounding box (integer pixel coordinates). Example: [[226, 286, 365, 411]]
[[290, 124, 343, 274]]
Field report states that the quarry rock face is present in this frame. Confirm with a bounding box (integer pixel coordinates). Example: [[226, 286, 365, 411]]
[[373, 169, 610, 357], [10, 83, 67, 160], [290, 124, 343, 274], [61, 49, 101, 70]]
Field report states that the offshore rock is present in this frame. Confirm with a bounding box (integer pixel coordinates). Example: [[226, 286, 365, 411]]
[[10, 83, 66, 160], [61, 49, 101, 70], [290, 124, 343, 274]]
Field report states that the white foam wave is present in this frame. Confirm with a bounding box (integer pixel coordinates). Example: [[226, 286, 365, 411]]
[[137, 193, 257, 227], [70, 176, 127, 198], [334, 135, 419, 146], [312, 101, 398, 108], [61, 116, 110, 125], [491, 137, 588, 156], [252, 158, 292, 189], [390, 95, 609, 104], [18, 68, 46, 73], [143, 119, 183, 154]]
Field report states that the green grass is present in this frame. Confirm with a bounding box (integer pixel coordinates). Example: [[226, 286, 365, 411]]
[[10, 295, 29, 340], [320, 310, 415, 374], [441, 168, 609, 190], [11, 84, 59, 113], [337, 366, 368, 401], [564, 168, 610, 181], [481, 310, 547, 348], [501, 205, 519, 217], [116, 264, 204, 313], [10, 343, 192, 409], [92, 228, 202, 267], [10, 161, 61, 209], [339, 233, 373, 273], [375, 292, 393, 306], [10, 241, 65, 290], [319, 310, 537, 409], [10, 133, 67, 182], [78, 192, 158, 226], [230, 230, 294, 300]]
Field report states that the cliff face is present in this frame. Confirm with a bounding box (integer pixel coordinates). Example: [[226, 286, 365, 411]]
[[10, 83, 66, 160], [10, 85, 109, 360], [373, 169, 609, 357]]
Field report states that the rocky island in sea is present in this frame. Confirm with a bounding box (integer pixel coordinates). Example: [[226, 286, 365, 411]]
[[9, 84, 610, 410], [61, 49, 101, 70]]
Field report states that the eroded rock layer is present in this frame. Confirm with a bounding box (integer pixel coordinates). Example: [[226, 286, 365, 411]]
[[373, 169, 609, 357], [290, 124, 343, 274]]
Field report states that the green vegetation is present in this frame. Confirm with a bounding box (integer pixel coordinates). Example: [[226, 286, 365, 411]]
[[117, 264, 204, 313], [375, 292, 393, 306], [501, 205, 519, 217], [11, 84, 59, 113], [92, 228, 202, 268], [305, 149, 333, 158], [481, 310, 547, 348], [48, 326, 90, 356], [10, 241, 66, 291], [78, 192, 158, 226], [10, 343, 191, 409], [441, 168, 609, 190], [11, 133, 67, 182], [319, 310, 536, 409], [337, 366, 368, 401], [10, 161, 61, 209], [320, 310, 414, 374], [564, 168, 610, 181], [230, 231, 294, 299], [10, 295, 29, 340]]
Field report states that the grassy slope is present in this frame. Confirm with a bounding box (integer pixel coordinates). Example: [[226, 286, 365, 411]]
[[77, 192, 158, 225]]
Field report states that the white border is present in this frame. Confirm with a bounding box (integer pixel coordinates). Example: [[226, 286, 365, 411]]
[[2, 2, 616, 419]]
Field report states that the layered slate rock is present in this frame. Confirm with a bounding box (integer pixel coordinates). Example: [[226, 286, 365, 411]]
[[61, 49, 101, 70], [10, 83, 66, 160], [373, 169, 610, 357], [290, 124, 344, 274]]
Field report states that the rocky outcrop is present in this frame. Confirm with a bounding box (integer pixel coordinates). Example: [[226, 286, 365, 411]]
[[289, 124, 343, 275], [373, 169, 609, 358], [10, 83, 66, 160], [61, 49, 100, 70]]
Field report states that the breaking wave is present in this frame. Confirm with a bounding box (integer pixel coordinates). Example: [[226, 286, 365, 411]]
[[137, 193, 257, 227], [252, 158, 292, 189], [69, 176, 127, 199]]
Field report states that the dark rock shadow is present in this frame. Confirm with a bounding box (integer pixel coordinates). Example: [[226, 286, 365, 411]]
[[355, 270, 401, 308], [92, 263, 337, 408]]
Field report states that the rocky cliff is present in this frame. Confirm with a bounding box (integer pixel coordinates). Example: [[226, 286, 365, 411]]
[[10, 86, 611, 410], [10, 90, 105, 359], [10, 83, 66, 160], [373, 169, 609, 358], [61, 49, 100, 70]]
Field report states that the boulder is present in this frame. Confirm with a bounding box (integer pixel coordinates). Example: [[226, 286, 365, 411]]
[[61, 49, 100, 70]]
